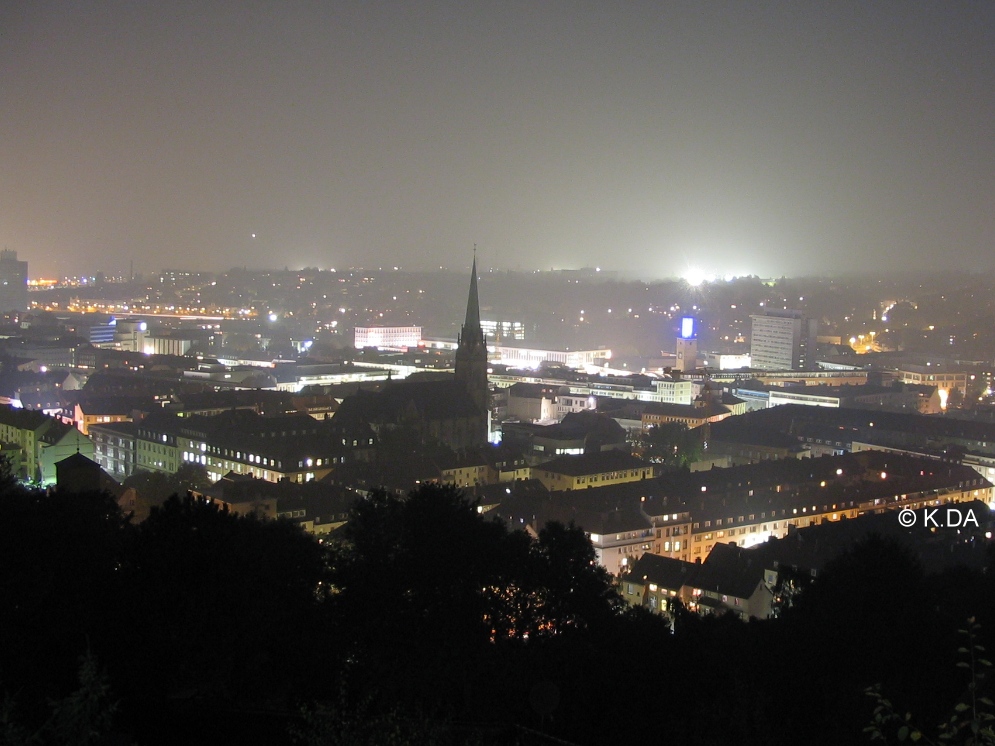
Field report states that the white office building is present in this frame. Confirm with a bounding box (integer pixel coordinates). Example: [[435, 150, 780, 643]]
[[750, 310, 817, 370]]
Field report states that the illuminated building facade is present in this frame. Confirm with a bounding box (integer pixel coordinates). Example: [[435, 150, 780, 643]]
[[354, 325, 422, 349], [481, 319, 525, 341]]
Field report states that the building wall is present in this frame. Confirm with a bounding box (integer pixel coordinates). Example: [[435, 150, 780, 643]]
[[75, 405, 132, 436], [494, 346, 610, 369], [135, 436, 179, 473], [897, 369, 968, 398], [534, 463, 653, 492], [144, 337, 193, 356], [750, 312, 802, 370], [354, 326, 422, 349], [767, 390, 840, 408], [506, 394, 550, 422], [89, 427, 136, 479], [591, 529, 657, 575], [0, 250, 28, 313], [687, 481, 991, 560], [641, 409, 731, 430], [688, 582, 773, 621], [441, 463, 495, 488]]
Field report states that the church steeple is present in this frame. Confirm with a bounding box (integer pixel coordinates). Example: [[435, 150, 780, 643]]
[[463, 253, 481, 332], [455, 250, 489, 422], [460, 251, 484, 347]]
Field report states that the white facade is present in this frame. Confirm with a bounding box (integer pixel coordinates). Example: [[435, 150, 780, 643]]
[[354, 325, 422, 349], [701, 352, 752, 370], [750, 312, 801, 370], [555, 394, 596, 420], [494, 346, 611, 369], [354, 326, 421, 350], [143, 336, 193, 356], [767, 389, 840, 408], [490, 373, 692, 406]]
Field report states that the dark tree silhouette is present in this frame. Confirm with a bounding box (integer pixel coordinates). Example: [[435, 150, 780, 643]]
[[114, 494, 330, 706], [635, 422, 704, 469], [0, 486, 127, 729], [325, 483, 632, 727]]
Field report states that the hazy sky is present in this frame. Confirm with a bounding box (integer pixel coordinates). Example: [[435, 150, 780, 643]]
[[1, 2, 993, 279]]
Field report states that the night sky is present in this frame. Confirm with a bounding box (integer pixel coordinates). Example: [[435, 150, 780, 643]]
[[1, 2, 992, 279]]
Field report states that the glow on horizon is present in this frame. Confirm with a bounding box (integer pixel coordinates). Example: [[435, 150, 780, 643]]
[[683, 267, 709, 286], [682, 266, 754, 286]]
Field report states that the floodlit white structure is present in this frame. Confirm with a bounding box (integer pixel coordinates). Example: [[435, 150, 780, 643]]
[[491, 373, 693, 406], [700, 352, 752, 370], [354, 325, 422, 349], [493, 345, 610, 369]]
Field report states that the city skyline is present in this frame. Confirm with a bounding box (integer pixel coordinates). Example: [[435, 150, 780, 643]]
[[2, 3, 993, 279]]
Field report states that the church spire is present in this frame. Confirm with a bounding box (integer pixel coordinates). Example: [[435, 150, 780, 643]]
[[455, 246, 489, 424], [463, 247, 481, 332]]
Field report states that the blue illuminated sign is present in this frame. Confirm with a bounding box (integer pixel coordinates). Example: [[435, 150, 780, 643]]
[[681, 317, 695, 339]]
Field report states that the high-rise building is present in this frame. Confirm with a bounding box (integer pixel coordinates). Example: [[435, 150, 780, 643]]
[[0, 250, 28, 314], [750, 309, 817, 370]]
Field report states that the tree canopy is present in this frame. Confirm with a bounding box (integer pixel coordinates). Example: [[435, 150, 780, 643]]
[[635, 421, 704, 468], [3, 475, 995, 745]]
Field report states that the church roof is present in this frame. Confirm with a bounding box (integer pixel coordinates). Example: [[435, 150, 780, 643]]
[[54, 451, 100, 470], [335, 378, 481, 424]]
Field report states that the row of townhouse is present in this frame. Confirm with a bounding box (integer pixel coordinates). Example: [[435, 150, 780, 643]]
[[664, 450, 991, 561], [439, 445, 652, 492], [493, 450, 992, 577], [91, 408, 376, 483], [622, 498, 995, 624]]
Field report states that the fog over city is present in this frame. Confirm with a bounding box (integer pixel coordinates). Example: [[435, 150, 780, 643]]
[[2, 2, 993, 278]]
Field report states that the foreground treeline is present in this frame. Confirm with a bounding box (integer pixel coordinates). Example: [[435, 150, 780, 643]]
[[2, 482, 995, 746]]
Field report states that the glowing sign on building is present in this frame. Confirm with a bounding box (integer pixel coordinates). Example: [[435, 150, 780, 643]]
[[681, 317, 696, 340]]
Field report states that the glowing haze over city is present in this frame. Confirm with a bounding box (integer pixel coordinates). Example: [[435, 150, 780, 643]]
[[1, 2, 993, 278]]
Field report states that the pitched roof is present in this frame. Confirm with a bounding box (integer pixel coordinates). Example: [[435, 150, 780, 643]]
[[692, 542, 767, 599], [54, 452, 100, 470], [0, 404, 52, 432], [335, 378, 480, 423], [627, 552, 699, 591]]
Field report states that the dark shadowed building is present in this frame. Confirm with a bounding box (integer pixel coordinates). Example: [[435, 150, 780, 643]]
[[55, 452, 102, 493], [333, 259, 490, 451]]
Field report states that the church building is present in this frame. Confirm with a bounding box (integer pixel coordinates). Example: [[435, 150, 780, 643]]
[[333, 258, 490, 451]]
